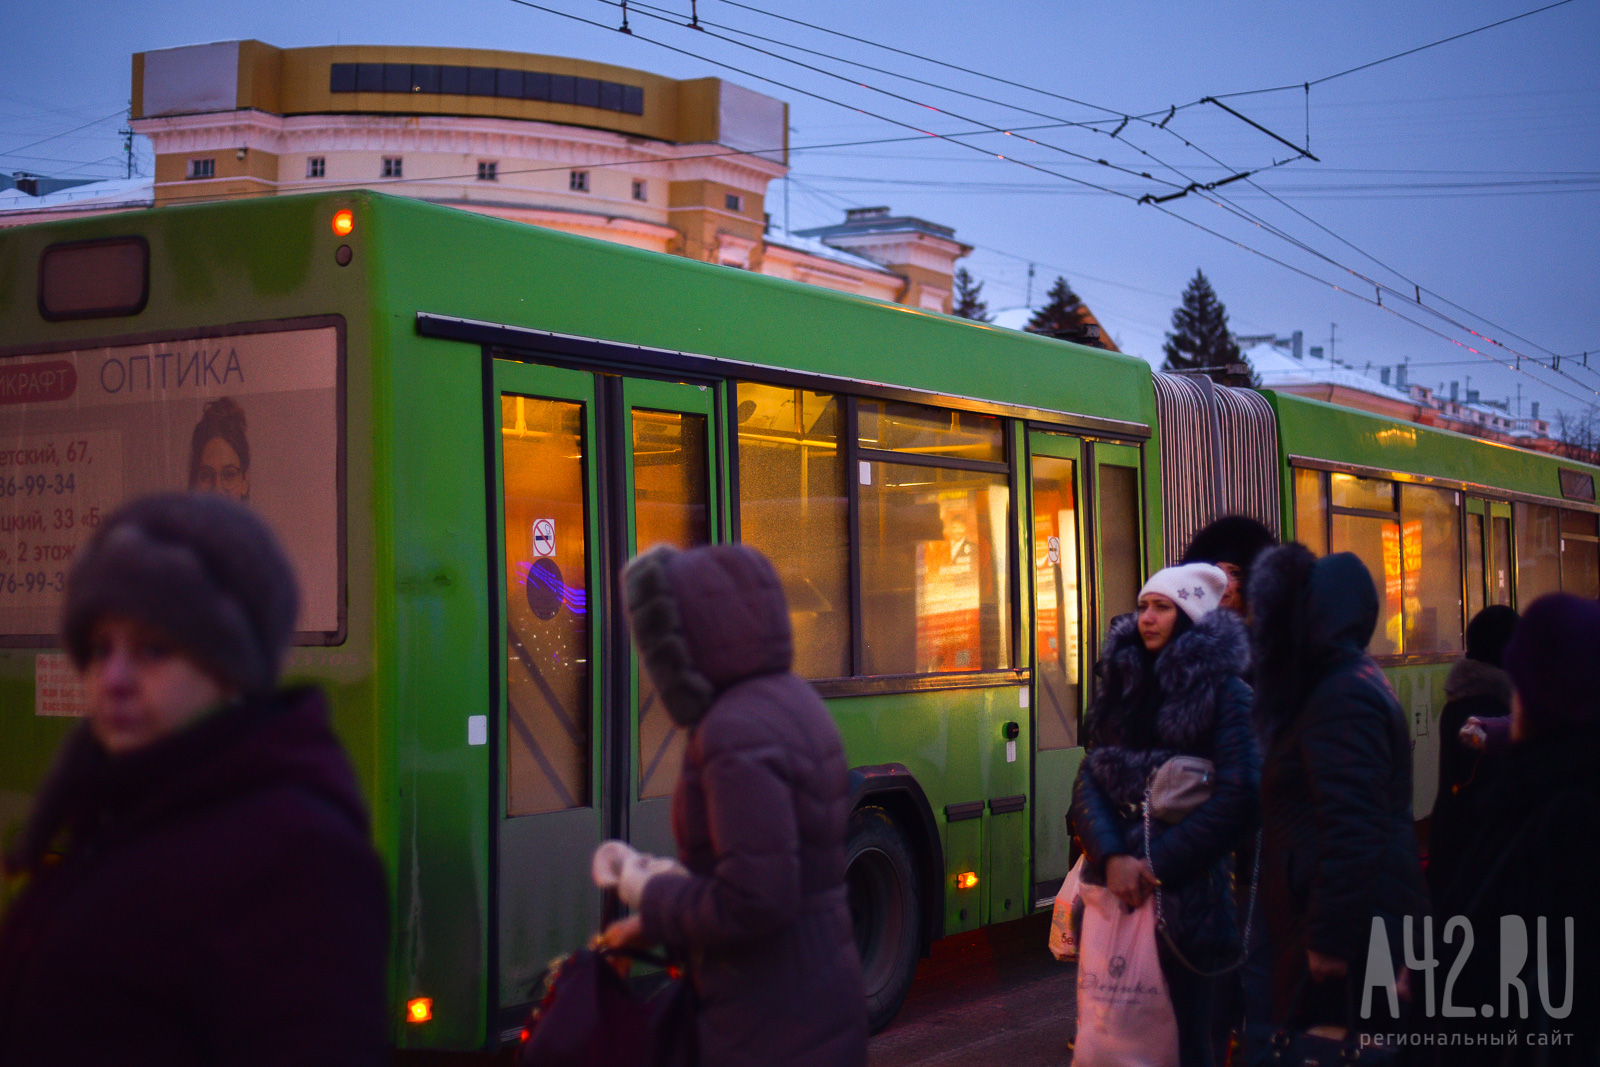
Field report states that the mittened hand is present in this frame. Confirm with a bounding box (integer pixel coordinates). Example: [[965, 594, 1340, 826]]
[[617, 852, 687, 909], [591, 839, 640, 890]]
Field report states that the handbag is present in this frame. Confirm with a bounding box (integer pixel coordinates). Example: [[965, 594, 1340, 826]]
[[517, 947, 697, 1067], [1147, 755, 1213, 823], [1143, 757, 1261, 978], [1267, 979, 1400, 1065]]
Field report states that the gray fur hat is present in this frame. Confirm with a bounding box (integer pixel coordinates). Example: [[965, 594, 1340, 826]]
[[61, 493, 299, 694]]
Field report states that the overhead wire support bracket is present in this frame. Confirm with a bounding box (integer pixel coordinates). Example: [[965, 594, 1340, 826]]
[[1111, 116, 1129, 138], [1201, 96, 1320, 162], [1158, 106, 1176, 129]]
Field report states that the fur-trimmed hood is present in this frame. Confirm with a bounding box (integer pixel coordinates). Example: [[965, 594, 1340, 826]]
[[1445, 656, 1513, 704], [1083, 607, 1250, 805], [623, 543, 793, 728]]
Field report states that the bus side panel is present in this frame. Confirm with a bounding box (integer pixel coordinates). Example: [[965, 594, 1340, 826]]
[[830, 686, 1030, 936], [380, 319, 494, 1049]]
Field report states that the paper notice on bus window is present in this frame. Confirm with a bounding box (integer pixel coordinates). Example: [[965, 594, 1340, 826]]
[[35, 652, 86, 716], [0, 327, 339, 637]]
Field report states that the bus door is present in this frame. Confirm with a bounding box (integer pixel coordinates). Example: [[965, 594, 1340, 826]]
[[490, 360, 605, 1013], [488, 362, 722, 1016], [1465, 497, 1514, 618], [1027, 432, 1088, 904], [621, 379, 721, 859]]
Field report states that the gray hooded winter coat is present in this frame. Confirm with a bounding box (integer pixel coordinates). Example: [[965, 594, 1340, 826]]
[[625, 544, 867, 1067]]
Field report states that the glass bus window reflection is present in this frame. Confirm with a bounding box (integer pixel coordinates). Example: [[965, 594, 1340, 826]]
[[1032, 455, 1080, 750], [860, 462, 1011, 676]]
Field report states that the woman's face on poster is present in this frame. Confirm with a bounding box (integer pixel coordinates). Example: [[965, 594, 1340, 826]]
[[194, 436, 248, 501]]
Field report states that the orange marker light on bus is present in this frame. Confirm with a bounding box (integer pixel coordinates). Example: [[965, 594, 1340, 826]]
[[956, 872, 978, 890], [406, 998, 433, 1023], [332, 209, 355, 237]]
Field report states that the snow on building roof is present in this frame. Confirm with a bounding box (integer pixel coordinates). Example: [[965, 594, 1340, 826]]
[[0, 176, 154, 217], [1245, 341, 1413, 403], [763, 231, 897, 275]]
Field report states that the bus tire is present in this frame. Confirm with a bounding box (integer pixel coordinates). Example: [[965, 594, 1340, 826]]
[[845, 805, 921, 1034]]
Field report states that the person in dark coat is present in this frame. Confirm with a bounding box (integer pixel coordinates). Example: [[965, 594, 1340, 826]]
[[0, 493, 387, 1067], [1424, 594, 1600, 1065], [1072, 562, 1261, 1067], [1426, 604, 1517, 900], [1246, 544, 1428, 1034], [599, 543, 867, 1067]]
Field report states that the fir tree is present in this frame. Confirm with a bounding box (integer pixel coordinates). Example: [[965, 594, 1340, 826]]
[[1162, 269, 1247, 383], [951, 267, 992, 321], [1025, 276, 1084, 336]]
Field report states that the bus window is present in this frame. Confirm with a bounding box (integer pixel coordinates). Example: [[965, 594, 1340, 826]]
[[859, 462, 1011, 675], [502, 395, 590, 815], [858, 398, 1004, 463], [1400, 485, 1462, 653], [1466, 512, 1486, 621], [1515, 502, 1561, 602], [735, 384, 849, 678], [1096, 462, 1140, 631], [1331, 511, 1402, 657], [1560, 510, 1599, 599], [1330, 473, 1395, 512], [633, 408, 709, 800], [1031, 454, 1080, 750], [1294, 467, 1328, 556], [1491, 515, 1513, 606]]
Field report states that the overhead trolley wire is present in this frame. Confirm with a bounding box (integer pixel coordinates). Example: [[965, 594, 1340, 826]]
[[505, 0, 1596, 402]]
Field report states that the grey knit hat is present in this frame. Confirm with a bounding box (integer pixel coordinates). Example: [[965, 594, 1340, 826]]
[[61, 493, 299, 693]]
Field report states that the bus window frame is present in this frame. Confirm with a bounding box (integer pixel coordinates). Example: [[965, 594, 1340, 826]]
[[1287, 454, 1600, 663], [0, 315, 349, 648]]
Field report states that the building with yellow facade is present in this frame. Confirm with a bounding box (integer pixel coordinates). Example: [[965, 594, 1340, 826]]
[[0, 40, 973, 312]]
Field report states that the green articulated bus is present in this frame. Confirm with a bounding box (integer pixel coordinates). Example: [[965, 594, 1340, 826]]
[[1, 191, 1597, 1052]]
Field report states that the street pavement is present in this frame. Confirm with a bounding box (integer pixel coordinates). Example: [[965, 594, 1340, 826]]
[[868, 912, 1079, 1067]]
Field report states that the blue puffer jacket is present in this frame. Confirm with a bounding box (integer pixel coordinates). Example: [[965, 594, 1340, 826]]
[[1070, 608, 1261, 970]]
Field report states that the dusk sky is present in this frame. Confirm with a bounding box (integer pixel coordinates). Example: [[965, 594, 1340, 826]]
[[5, 1, 1597, 421]]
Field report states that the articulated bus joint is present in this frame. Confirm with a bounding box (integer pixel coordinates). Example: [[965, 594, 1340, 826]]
[[847, 763, 944, 951]]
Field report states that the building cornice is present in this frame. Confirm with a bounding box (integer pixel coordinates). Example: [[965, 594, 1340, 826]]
[[131, 111, 786, 188]]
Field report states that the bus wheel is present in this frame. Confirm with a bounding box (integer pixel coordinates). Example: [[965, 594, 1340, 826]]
[[845, 805, 921, 1034]]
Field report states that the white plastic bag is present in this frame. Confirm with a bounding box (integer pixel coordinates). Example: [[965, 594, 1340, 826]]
[[1048, 856, 1084, 961], [1072, 881, 1180, 1067]]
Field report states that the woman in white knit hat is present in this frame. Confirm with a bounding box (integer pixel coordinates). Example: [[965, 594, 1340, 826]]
[[1070, 563, 1261, 1067]]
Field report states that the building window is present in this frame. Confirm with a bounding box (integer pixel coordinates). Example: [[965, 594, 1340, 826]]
[[478, 161, 498, 182], [725, 193, 743, 213], [382, 157, 402, 179], [186, 158, 214, 180], [306, 157, 325, 179], [632, 179, 647, 202], [569, 170, 589, 192]]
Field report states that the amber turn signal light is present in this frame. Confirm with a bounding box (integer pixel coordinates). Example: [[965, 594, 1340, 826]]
[[332, 209, 355, 237], [406, 998, 433, 1023], [956, 872, 978, 890]]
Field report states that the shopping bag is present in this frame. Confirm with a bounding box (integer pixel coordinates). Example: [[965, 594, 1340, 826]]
[[517, 948, 697, 1067], [1072, 882, 1180, 1067], [1048, 856, 1085, 961]]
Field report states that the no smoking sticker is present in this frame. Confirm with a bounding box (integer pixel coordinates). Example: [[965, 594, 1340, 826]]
[[532, 519, 556, 558], [1047, 535, 1061, 565]]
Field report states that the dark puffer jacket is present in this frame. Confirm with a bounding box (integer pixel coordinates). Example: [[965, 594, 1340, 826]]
[[1248, 547, 1428, 1024], [1071, 608, 1260, 970], [1423, 731, 1600, 1064], [626, 544, 866, 1067], [0, 688, 387, 1067], [1427, 656, 1513, 900]]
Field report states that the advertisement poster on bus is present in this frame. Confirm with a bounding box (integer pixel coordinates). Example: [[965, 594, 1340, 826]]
[[0, 326, 340, 639]]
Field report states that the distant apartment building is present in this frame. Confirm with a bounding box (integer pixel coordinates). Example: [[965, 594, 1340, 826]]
[[0, 40, 974, 312]]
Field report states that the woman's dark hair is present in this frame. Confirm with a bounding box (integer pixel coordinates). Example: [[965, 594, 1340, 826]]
[[188, 397, 250, 489], [1465, 604, 1518, 667]]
